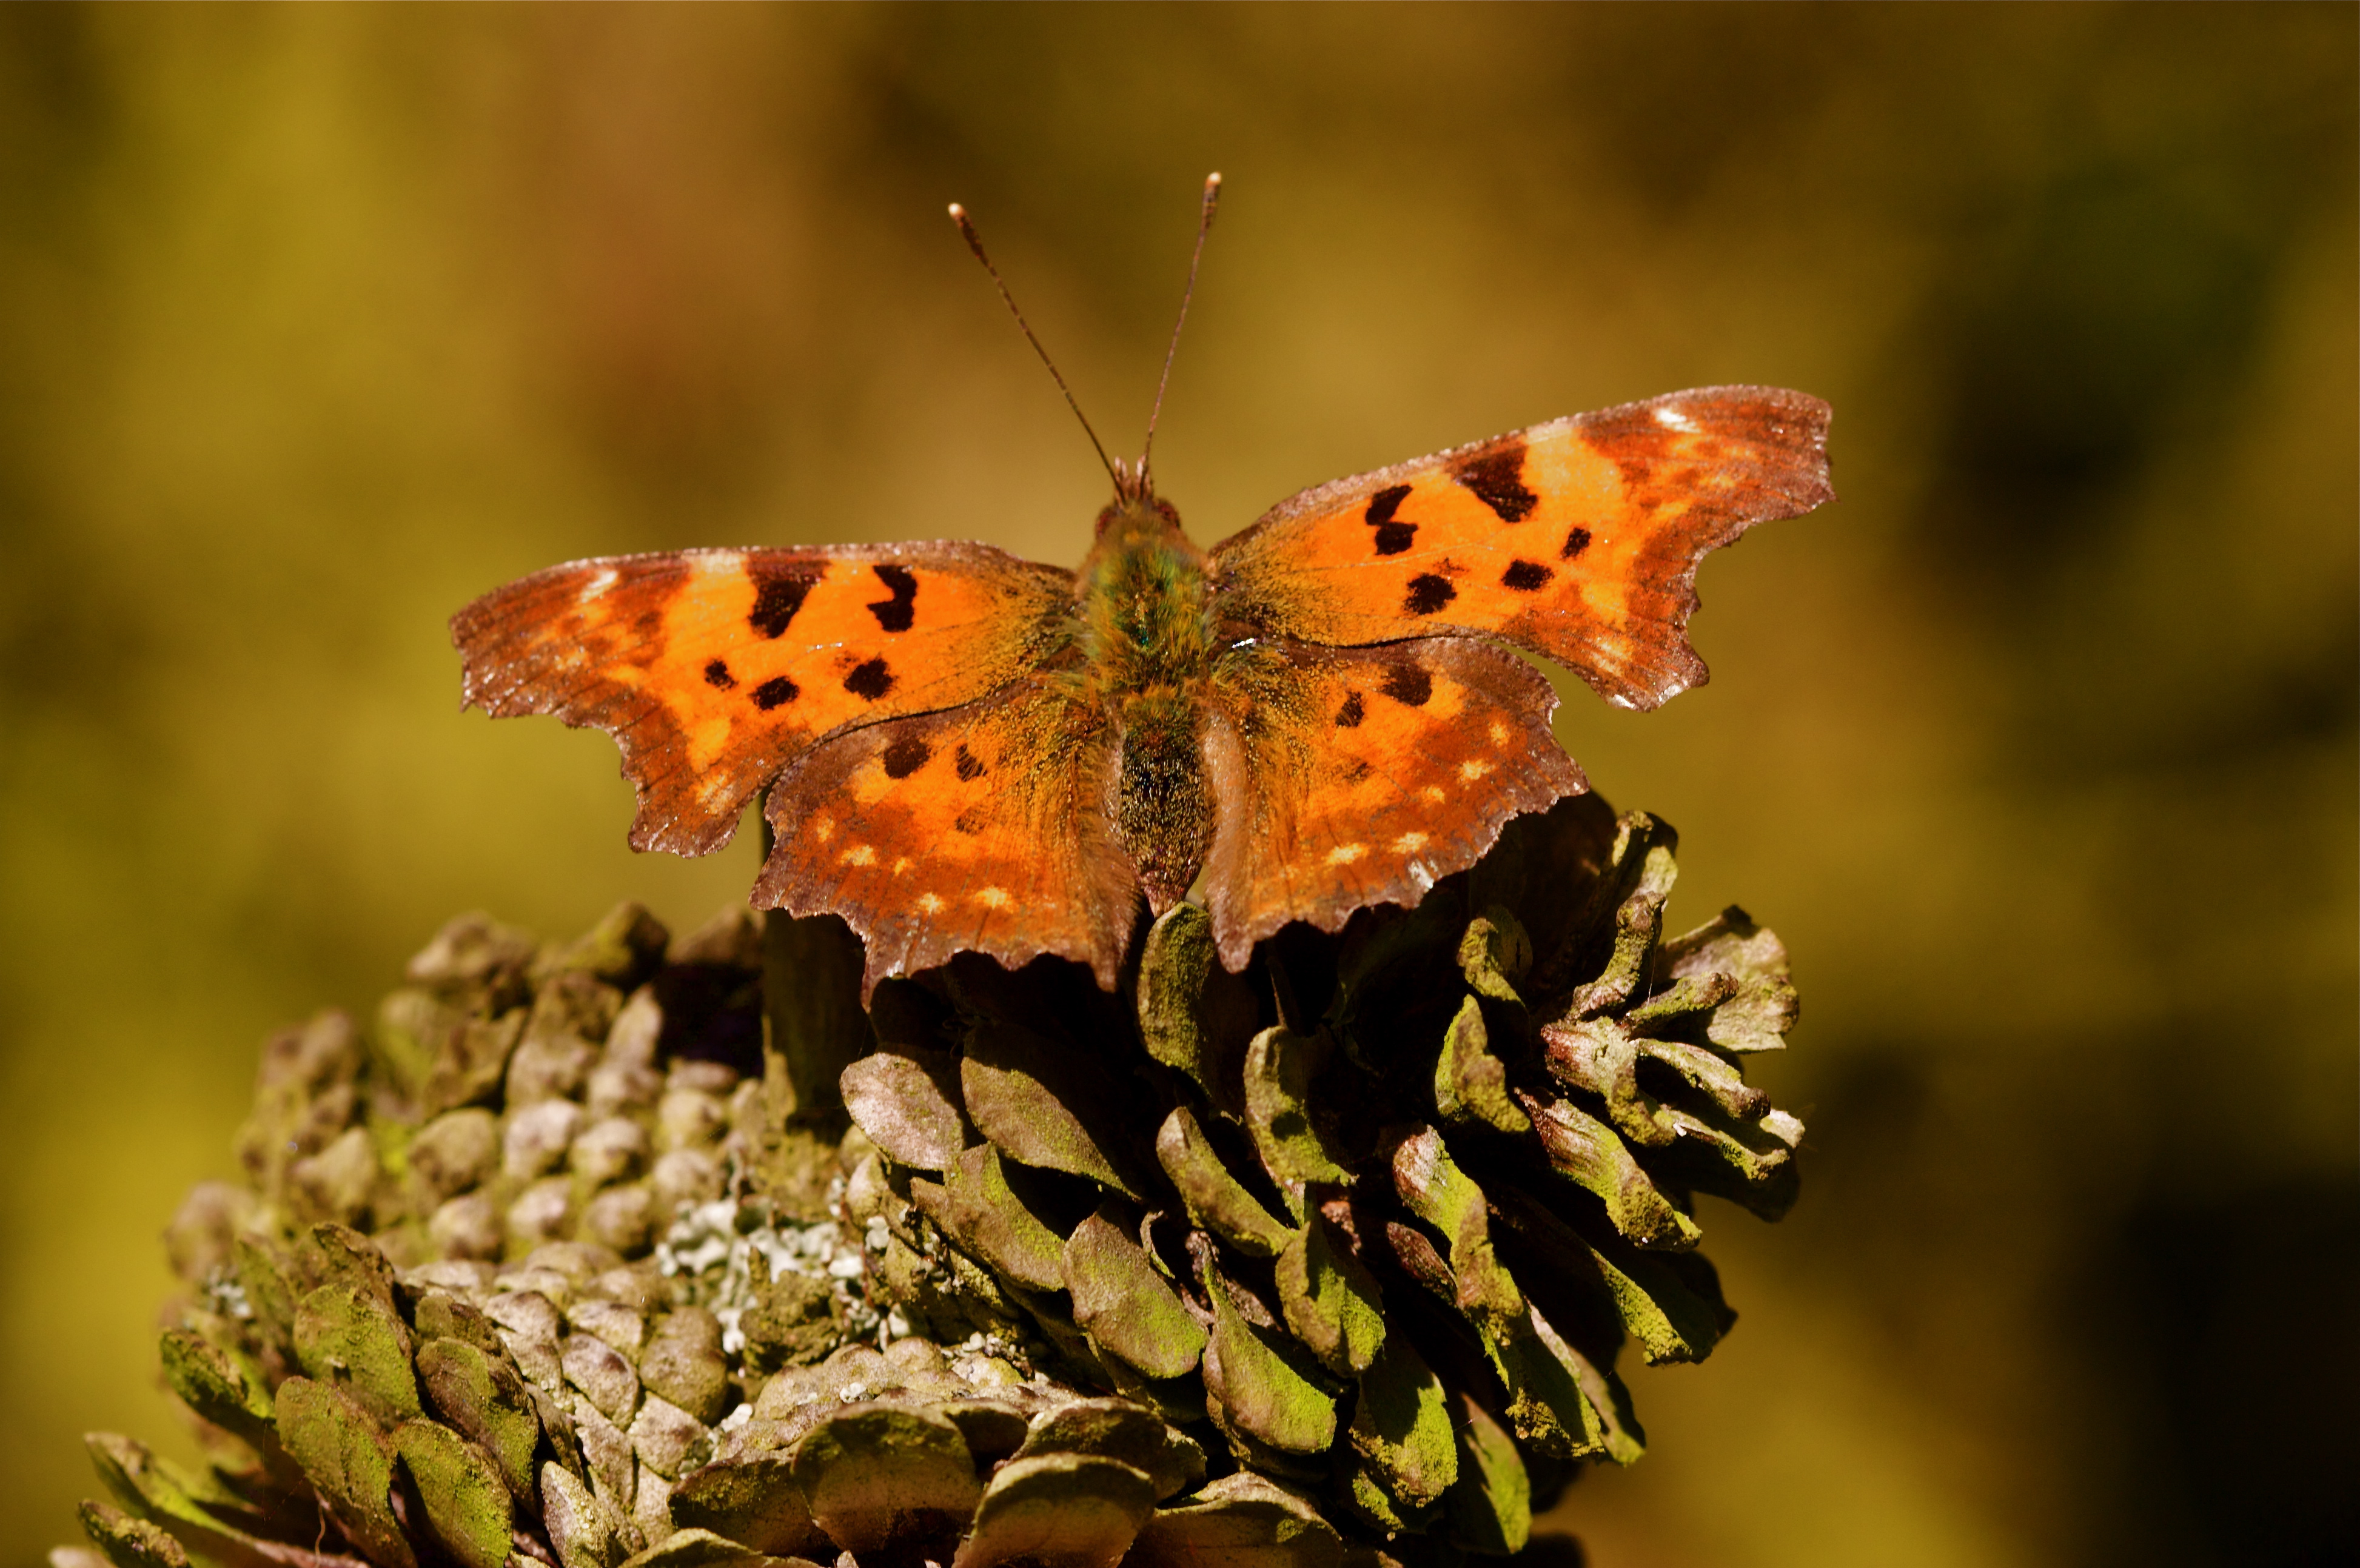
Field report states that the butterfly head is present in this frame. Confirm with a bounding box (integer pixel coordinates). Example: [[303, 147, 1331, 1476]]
[[1092, 456, 1188, 540], [1104, 452, 1168, 508]]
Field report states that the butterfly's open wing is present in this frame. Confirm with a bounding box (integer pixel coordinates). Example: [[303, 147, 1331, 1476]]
[[453, 543, 1072, 856], [1201, 636, 1586, 968], [1212, 386, 1832, 709], [757, 686, 1135, 994]]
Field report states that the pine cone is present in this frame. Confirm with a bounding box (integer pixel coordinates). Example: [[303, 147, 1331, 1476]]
[[62, 905, 1374, 1568], [840, 794, 1803, 1549], [59, 792, 1798, 1568]]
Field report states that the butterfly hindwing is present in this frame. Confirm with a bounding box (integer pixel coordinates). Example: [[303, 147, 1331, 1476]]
[[756, 685, 1136, 994], [1201, 635, 1587, 968], [1211, 386, 1832, 709], [452, 543, 1072, 856]]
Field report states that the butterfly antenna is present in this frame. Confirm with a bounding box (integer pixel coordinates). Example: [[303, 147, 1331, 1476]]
[[948, 201, 1125, 497], [1140, 172, 1221, 495]]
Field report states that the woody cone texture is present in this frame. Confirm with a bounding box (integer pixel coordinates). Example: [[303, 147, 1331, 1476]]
[[59, 792, 1802, 1568]]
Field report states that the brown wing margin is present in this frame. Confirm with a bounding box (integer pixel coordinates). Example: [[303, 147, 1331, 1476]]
[[1552, 386, 1832, 707]]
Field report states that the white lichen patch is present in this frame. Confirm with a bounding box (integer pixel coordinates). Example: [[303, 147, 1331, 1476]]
[[657, 1197, 876, 1355]]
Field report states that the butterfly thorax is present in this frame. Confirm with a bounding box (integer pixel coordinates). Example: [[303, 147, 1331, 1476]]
[[1074, 494, 1220, 913], [1074, 496, 1213, 688]]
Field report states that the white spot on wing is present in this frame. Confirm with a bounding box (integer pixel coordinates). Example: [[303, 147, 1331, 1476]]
[[977, 886, 1011, 910], [1653, 405, 1698, 433], [842, 845, 877, 867], [1421, 785, 1447, 805], [1460, 759, 1495, 782], [1327, 843, 1367, 866], [917, 893, 944, 914], [578, 568, 619, 603], [1395, 831, 1429, 853]]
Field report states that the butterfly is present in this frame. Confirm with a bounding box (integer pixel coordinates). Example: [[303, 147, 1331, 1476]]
[[452, 184, 1832, 997]]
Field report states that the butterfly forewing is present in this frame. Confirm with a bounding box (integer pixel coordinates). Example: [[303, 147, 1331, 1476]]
[[452, 542, 1073, 856], [1210, 385, 1832, 709]]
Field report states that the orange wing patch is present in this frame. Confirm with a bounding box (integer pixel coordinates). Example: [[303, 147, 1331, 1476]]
[[756, 688, 1137, 994], [1212, 386, 1832, 710], [453, 543, 1071, 856], [1201, 637, 1586, 969]]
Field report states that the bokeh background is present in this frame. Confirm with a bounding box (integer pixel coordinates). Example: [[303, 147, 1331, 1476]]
[[1, 6, 2352, 1566]]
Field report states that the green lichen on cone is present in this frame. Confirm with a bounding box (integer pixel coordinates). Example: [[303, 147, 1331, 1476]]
[[59, 791, 1800, 1568]]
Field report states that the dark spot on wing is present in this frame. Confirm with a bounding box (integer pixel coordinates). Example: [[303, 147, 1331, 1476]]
[[751, 676, 798, 710], [1342, 757, 1372, 783], [1561, 526, 1592, 560], [1502, 559, 1553, 592], [866, 564, 918, 633], [1379, 665, 1433, 706], [1366, 485, 1412, 525], [1335, 691, 1366, 728], [633, 610, 663, 637], [1452, 441, 1538, 522], [1366, 484, 1417, 555], [703, 659, 736, 689], [843, 658, 894, 700], [748, 562, 821, 638], [1404, 574, 1458, 616], [881, 735, 931, 779], [953, 808, 986, 835], [954, 745, 986, 782]]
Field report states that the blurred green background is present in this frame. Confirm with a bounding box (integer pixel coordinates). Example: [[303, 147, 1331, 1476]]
[[1, 6, 2352, 1565]]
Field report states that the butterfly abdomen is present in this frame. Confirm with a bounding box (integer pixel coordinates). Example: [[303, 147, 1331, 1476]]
[[1110, 686, 1213, 914]]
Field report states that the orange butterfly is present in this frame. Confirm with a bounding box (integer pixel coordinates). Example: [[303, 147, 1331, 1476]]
[[453, 180, 1832, 995]]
